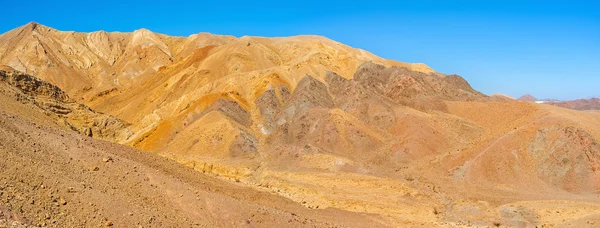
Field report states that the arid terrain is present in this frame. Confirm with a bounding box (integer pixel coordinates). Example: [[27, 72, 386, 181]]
[[1, 22, 600, 227]]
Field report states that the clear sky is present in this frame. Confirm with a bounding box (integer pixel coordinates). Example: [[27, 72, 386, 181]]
[[2, 0, 599, 100]]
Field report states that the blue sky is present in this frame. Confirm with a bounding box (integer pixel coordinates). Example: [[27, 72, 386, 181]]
[[2, 0, 599, 100]]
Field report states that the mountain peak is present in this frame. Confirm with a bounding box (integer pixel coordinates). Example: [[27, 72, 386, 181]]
[[20, 22, 51, 32], [131, 28, 161, 42], [3, 22, 56, 38], [25, 22, 40, 29], [133, 28, 153, 34]]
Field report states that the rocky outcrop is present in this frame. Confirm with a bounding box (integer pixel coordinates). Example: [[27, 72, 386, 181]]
[[529, 126, 600, 192], [255, 85, 290, 134], [281, 75, 334, 119], [0, 68, 71, 103], [326, 71, 396, 130], [330, 62, 485, 112], [356, 62, 483, 103], [202, 99, 252, 127], [0, 69, 132, 142]]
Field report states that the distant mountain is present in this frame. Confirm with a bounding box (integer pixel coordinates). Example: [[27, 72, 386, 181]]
[[518, 92, 600, 110], [546, 98, 600, 110], [517, 94, 537, 102]]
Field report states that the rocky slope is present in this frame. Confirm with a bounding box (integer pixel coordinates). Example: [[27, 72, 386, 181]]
[[0, 66, 132, 142]]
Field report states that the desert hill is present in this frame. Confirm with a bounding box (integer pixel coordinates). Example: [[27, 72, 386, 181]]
[[1, 23, 600, 227], [518, 94, 537, 102]]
